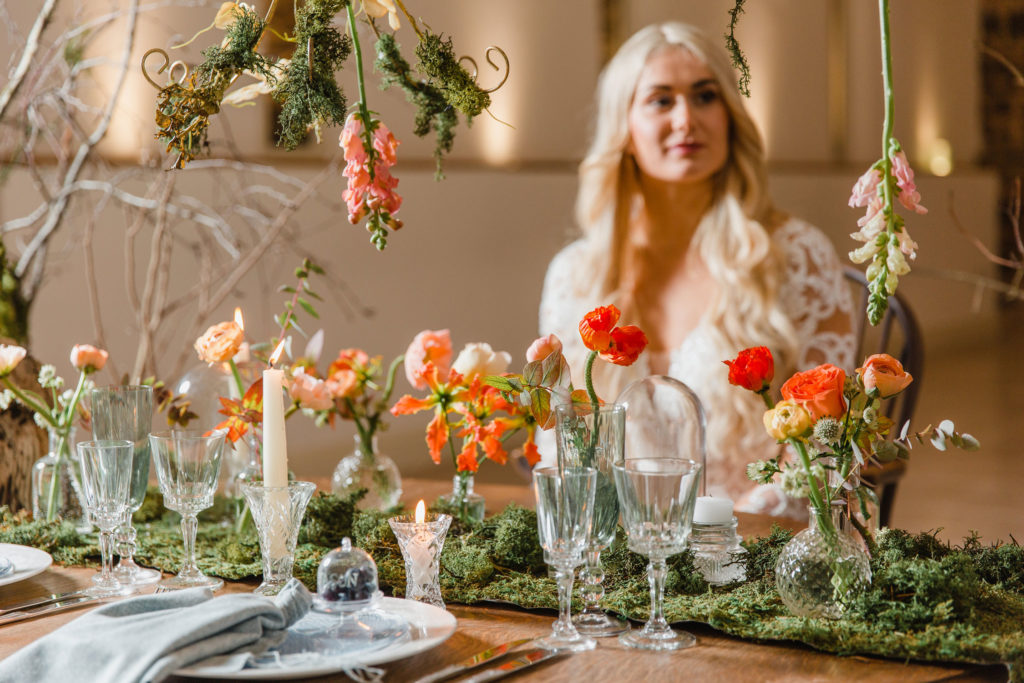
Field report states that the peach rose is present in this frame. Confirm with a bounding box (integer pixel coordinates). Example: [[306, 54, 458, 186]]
[[526, 334, 562, 362], [857, 353, 913, 398], [404, 329, 452, 390], [0, 344, 26, 377], [70, 344, 108, 373], [452, 342, 511, 380], [780, 364, 847, 420], [194, 321, 245, 365], [326, 348, 370, 399], [288, 367, 333, 411]]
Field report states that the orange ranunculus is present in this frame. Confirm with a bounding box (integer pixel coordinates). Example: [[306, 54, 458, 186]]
[[602, 325, 648, 366], [287, 367, 333, 411], [578, 305, 620, 352], [70, 344, 108, 373], [404, 329, 452, 390], [326, 348, 371, 399], [857, 353, 913, 398], [724, 346, 774, 393], [526, 333, 562, 362], [781, 364, 847, 420], [194, 321, 244, 365]]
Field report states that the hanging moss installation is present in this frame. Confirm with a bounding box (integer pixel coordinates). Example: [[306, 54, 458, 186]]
[[2, 492, 1021, 679]]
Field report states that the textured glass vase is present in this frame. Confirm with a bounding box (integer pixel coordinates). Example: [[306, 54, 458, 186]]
[[330, 435, 402, 511], [774, 504, 872, 619], [439, 473, 485, 523], [31, 426, 85, 526]]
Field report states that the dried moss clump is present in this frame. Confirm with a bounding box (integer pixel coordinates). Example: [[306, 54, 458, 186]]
[[414, 32, 490, 119], [442, 537, 494, 585], [297, 490, 361, 547], [489, 504, 544, 572]]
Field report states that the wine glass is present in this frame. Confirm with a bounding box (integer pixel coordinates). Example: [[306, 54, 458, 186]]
[[615, 375, 706, 651], [555, 402, 628, 636], [90, 385, 159, 587], [150, 429, 227, 591], [76, 440, 134, 597], [533, 465, 597, 652]]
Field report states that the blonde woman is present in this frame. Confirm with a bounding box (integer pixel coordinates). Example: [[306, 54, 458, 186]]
[[538, 23, 854, 518]]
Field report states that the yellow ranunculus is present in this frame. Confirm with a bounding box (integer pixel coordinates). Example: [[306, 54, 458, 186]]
[[763, 400, 813, 441]]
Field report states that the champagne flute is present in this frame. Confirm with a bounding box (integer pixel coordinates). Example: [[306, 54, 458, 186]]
[[76, 440, 134, 597], [614, 457, 702, 650], [150, 429, 226, 591], [555, 402, 628, 636], [533, 465, 597, 652], [90, 385, 158, 587]]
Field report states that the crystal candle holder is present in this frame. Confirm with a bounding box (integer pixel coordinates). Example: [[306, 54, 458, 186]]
[[242, 481, 316, 596], [388, 506, 451, 608], [690, 517, 748, 586]]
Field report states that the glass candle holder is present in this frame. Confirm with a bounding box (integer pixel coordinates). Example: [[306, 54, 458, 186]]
[[388, 504, 451, 608], [690, 518, 748, 586], [242, 481, 316, 596]]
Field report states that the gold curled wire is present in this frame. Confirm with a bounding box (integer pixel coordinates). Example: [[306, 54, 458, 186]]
[[142, 48, 191, 90], [457, 45, 510, 94]]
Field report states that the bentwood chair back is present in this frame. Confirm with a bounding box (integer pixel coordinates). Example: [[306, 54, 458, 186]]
[[843, 267, 924, 528]]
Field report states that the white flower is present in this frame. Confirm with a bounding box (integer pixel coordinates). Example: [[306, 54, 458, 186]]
[[0, 344, 26, 377], [452, 343, 511, 381], [0, 389, 13, 410], [33, 412, 48, 429], [780, 466, 809, 498], [39, 364, 61, 389]]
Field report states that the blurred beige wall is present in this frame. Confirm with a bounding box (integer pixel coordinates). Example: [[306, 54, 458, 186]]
[[0, 1, 1000, 484]]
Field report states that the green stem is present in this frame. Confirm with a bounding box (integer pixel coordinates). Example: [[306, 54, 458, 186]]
[[1, 378, 58, 427], [758, 389, 774, 410], [45, 369, 89, 522], [787, 437, 837, 543], [346, 1, 376, 181], [228, 359, 245, 399], [381, 354, 404, 403]]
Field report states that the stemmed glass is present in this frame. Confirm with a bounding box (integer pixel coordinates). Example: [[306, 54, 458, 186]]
[[150, 429, 227, 591], [90, 385, 159, 587], [76, 440, 134, 597], [555, 402, 628, 636], [533, 466, 597, 652]]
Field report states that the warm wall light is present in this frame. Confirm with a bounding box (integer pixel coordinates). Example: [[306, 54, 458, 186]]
[[928, 138, 953, 177]]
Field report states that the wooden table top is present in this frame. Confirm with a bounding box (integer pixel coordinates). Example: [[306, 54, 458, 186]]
[[0, 478, 1008, 682]]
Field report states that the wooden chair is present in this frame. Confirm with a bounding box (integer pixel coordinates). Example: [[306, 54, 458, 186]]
[[843, 267, 924, 528]]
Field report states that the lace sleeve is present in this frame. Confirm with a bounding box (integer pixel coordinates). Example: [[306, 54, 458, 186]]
[[774, 220, 856, 371]]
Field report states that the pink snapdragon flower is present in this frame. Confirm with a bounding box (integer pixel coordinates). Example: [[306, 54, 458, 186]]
[[890, 150, 928, 215], [848, 168, 881, 208], [340, 113, 403, 229]]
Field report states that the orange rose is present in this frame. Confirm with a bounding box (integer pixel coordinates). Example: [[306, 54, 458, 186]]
[[857, 353, 913, 398], [194, 321, 244, 365], [724, 346, 774, 393], [70, 344, 108, 373], [780, 364, 847, 420]]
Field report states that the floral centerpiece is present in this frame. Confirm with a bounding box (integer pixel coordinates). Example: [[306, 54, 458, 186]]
[[0, 343, 108, 522], [725, 346, 978, 617], [390, 330, 538, 523]]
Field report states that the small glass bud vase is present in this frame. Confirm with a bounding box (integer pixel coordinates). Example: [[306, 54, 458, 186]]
[[438, 473, 485, 524], [690, 517, 748, 586], [774, 503, 872, 619], [330, 435, 402, 512], [31, 426, 86, 527]]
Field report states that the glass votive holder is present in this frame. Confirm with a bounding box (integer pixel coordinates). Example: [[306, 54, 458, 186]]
[[242, 481, 316, 596], [690, 517, 748, 586], [388, 502, 451, 608]]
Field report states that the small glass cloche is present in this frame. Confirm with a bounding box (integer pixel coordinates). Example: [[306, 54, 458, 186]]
[[314, 537, 383, 614]]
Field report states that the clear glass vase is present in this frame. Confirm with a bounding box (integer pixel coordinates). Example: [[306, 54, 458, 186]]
[[774, 503, 872, 619], [330, 435, 402, 511], [439, 473, 485, 524], [31, 426, 85, 526]]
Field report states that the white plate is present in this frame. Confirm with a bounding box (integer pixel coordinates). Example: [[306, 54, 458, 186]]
[[178, 597, 457, 680], [0, 544, 53, 587]]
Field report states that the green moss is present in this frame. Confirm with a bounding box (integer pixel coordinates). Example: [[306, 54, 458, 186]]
[[442, 537, 493, 585], [488, 504, 544, 572], [297, 490, 361, 547]]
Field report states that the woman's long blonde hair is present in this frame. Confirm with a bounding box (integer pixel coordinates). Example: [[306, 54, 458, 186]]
[[570, 23, 801, 490]]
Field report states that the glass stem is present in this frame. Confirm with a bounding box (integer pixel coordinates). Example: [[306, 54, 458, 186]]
[[115, 511, 137, 565], [580, 547, 605, 616], [181, 513, 199, 574], [646, 557, 669, 633], [555, 565, 576, 631], [99, 528, 115, 580]]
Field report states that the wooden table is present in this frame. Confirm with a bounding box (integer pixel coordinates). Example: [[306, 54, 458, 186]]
[[0, 479, 1008, 682]]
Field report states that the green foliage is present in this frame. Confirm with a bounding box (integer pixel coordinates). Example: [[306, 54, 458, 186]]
[[724, 0, 752, 97], [743, 524, 794, 581], [442, 537, 494, 584], [297, 489, 362, 547], [488, 505, 545, 572], [414, 32, 491, 120], [274, 0, 351, 150], [374, 34, 459, 179]]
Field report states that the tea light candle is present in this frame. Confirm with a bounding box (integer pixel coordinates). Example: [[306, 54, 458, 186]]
[[388, 501, 452, 608], [408, 500, 434, 585], [694, 496, 734, 525]]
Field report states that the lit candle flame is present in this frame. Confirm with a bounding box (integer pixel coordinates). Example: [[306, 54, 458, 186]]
[[234, 307, 244, 331], [415, 500, 426, 524], [268, 338, 286, 366]]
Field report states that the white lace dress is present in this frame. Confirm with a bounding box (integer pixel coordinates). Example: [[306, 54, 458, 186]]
[[537, 219, 856, 519]]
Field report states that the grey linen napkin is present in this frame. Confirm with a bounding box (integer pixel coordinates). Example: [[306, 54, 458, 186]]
[[0, 578, 312, 683]]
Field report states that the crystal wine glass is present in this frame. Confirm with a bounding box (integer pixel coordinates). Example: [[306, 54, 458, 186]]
[[613, 457, 703, 650], [150, 429, 227, 591], [555, 402, 628, 637], [90, 385, 159, 588], [533, 465, 597, 652], [76, 440, 134, 597]]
